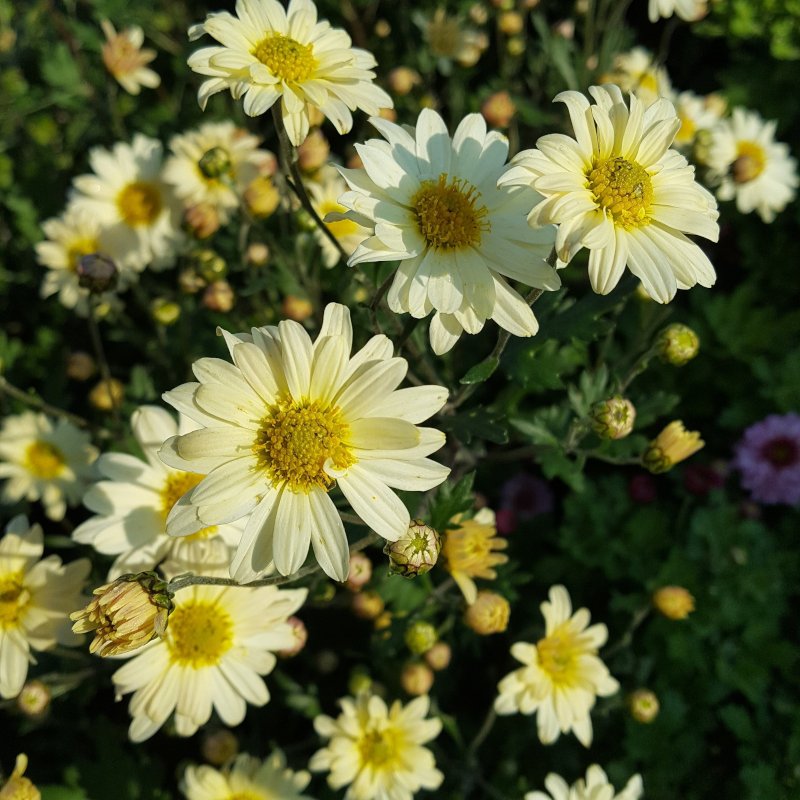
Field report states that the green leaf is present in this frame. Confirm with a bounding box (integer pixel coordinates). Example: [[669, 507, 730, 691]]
[[536, 448, 586, 492], [40, 788, 89, 800], [428, 472, 475, 532], [504, 339, 587, 392], [440, 406, 508, 445], [459, 356, 499, 385]]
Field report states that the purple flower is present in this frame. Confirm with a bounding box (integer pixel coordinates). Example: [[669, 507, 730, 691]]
[[733, 413, 800, 505], [499, 473, 554, 530]]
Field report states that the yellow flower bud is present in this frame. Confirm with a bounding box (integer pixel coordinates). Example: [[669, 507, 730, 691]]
[[151, 298, 181, 326], [463, 590, 510, 634], [498, 11, 524, 35], [657, 323, 700, 366], [282, 295, 314, 322], [374, 611, 393, 631], [387, 67, 421, 96], [643, 421, 704, 473], [184, 202, 221, 239], [202, 280, 235, 313], [506, 36, 526, 56], [246, 242, 270, 266], [16, 681, 51, 719], [351, 590, 384, 621], [591, 395, 636, 440], [70, 571, 174, 656], [348, 670, 373, 695], [201, 730, 239, 767], [88, 378, 124, 411], [652, 586, 695, 620], [244, 175, 281, 218], [374, 19, 391, 38], [404, 620, 438, 655], [400, 662, 435, 696], [384, 520, 441, 578], [424, 641, 452, 671], [628, 688, 660, 723], [481, 90, 516, 128], [0, 754, 39, 800]]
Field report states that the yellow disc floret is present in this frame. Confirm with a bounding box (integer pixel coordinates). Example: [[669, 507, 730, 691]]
[[358, 727, 398, 769], [587, 156, 653, 229], [536, 625, 582, 687], [412, 174, 490, 250], [733, 140, 766, 183], [24, 440, 65, 479], [116, 181, 163, 226], [253, 34, 317, 83], [161, 471, 205, 517], [66, 237, 100, 271], [0, 573, 28, 625], [167, 602, 233, 667]]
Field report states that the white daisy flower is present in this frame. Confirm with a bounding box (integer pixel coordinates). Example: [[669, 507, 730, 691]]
[[501, 85, 719, 303], [309, 693, 443, 800], [159, 303, 450, 583], [494, 584, 619, 747], [307, 165, 370, 267], [112, 581, 306, 742], [163, 121, 277, 223], [183, 752, 313, 800], [36, 206, 126, 316], [0, 412, 98, 521], [69, 134, 183, 274], [526, 765, 643, 800], [600, 47, 672, 108], [100, 19, 161, 96], [705, 107, 798, 223], [73, 406, 243, 580], [337, 109, 560, 355], [187, 0, 393, 147], [648, 0, 708, 23], [0, 515, 90, 699], [672, 91, 723, 150]]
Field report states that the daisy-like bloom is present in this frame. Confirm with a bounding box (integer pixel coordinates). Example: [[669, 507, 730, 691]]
[[494, 584, 619, 746], [422, 7, 488, 70], [183, 752, 313, 800], [0, 516, 90, 699], [309, 693, 443, 800], [525, 765, 643, 800], [187, 0, 393, 147], [648, 0, 707, 23], [502, 85, 719, 303], [642, 421, 703, 473], [0, 412, 97, 521], [705, 108, 798, 223], [307, 166, 370, 267], [100, 19, 161, 95], [73, 406, 242, 579], [1, 754, 40, 800], [671, 91, 724, 150], [163, 122, 277, 223], [159, 303, 450, 583], [36, 206, 125, 316], [338, 109, 560, 354], [69, 134, 183, 274], [443, 507, 508, 605], [733, 413, 800, 505], [599, 48, 672, 108], [112, 581, 306, 741]]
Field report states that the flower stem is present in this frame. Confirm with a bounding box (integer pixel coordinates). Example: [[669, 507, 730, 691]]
[[0, 376, 90, 429], [86, 295, 121, 425]]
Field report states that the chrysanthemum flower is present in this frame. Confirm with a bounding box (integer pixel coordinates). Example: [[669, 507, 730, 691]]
[[69, 134, 183, 273], [733, 413, 800, 505], [642, 420, 703, 473], [494, 584, 619, 746], [0, 412, 97, 521], [100, 19, 161, 95], [443, 508, 508, 604], [422, 7, 487, 70], [0, 754, 40, 799], [309, 693, 443, 800], [599, 48, 671, 108], [648, 0, 707, 23], [160, 303, 449, 582], [525, 765, 643, 800], [502, 85, 719, 303], [0, 516, 89, 699], [164, 122, 276, 223], [672, 91, 723, 150], [73, 406, 242, 579], [187, 0, 392, 146], [705, 108, 798, 223], [338, 109, 560, 354], [112, 581, 306, 741], [183, 752, 313, 800]]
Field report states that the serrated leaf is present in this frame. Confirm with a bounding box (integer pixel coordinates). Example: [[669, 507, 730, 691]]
[[459, 356, 499, 385], [428, 472, 475, 532], [536, 448, 586, 492], [441, 406, 508, 445]]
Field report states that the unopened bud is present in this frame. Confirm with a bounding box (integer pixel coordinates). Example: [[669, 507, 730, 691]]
[[374, 611, 392, 631], [77, 253, 118, 293], [184, 202, 221, 239], [246, 242, 270, 266], [401, 662, 434, 696], [481, 91, 516, 128], [244, 175, 281, 218], [70, 571, 174, 656], [282, 295, 313, 322], [657, 323, 700, 366], [628, 689, 660, 723], [643, 421, 704, 473], [404, 620, 438, 655], [16, 680, 51, 718], [202, 280, 235, 313], [297, 129, 330, 172], [178, 268, 206, 294], [201, 729, 239, 766], [151, 298, 181, 326], [469, 3, 489, 24], [374, 19, 391, 38], [553, 18, 575, 38], [464, 590, 510, 634], [384, 520, 441, 578], [652, 586, 695, 620], [345, 551, 373, 592], [591, 396, 636, 440], [65, 351, 96, 381], [192, 249, 227, 282], [278, 616, 308, 658], [387, 67, 421, 96], [424, 641, 452, 671], [506, 36, 526, 56], [351, 590, 384, 620], [198, 146, 232, 180], [88, 378, 124, 411], [0, 754, 39, 800], [348, 669, 372, 695], [498, 11, 524, 35]]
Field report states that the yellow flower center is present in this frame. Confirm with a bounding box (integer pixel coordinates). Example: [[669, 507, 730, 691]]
[[412, 174, 489, 250], [733, 140, 766, 183], [116, 181, 163, 226], [358, 727, 397, 769], [675, 112, 696, 145], [253, 33, 317, 83], [24, 440, 65, 479], [637, 70, 659, 96], [66, 237, 100, 272], [536, 626, 582, 686], [254, 398, 355, 493], [167, 601, 233, 667], [0, 572, 28, 626], [587, 156, 653, 229], [160, 471, 219, 540]]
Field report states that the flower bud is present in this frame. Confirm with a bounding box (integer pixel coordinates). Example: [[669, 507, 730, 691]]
[[481, 91, 516, 128], [463, 590, 510, 634], [178, 268, 206, 294], [388, 67, 422, 96], [643, 421, 704, 473], [384, 520, 441, 578], [351, 590, 384, 620], [151, 298, 181, 326], [202, 280, 235, 313], [469, 4, 489, 24], [282, 295, 314, 322], [192, 249, 227, 282], [652, 586, 695, 620], [374, 19, 391, 38], [16, 680, 51, 719], [76, 253, 118, 293], [590, 395, 636, 440], [246, 242, 270, 266], [88, 378, 124, 411], [401, 662, 434, 696], [70, 571, 174, 656], [374, 611, 392, 631], [628, 689, 660, 723], [198, 146, 233, 180], [404, 620, 438, 655], [244, 175, 281, 218], [297, 128, 330, 172], [657, 323, 700, 366], [184, 202, 221, 239], [348, 669, 372, 695], [65, 351, 96, 381], [201, 730, 239, 766], [498, 11, 524, 35], [424, 641, 452, 671], [506, 36, 526, 56], [345, 551, 373, 592], [0, 754, 39, 800], [278, 616, 308, 658]]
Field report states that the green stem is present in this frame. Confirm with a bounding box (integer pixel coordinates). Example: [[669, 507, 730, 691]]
[[604, 605, 651, 658], [0, 376, 90, 428], [86, 295, 121, 425]]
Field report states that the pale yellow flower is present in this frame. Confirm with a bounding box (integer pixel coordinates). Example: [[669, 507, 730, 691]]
[[101, 20, 160, 95], [643, 421, 704, 473]]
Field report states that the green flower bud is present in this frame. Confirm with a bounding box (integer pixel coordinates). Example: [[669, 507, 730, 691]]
[[657, 323, 700, 366], [404, 620, 438, 655], [198, 146, 232, 179], [384, 520, 441, 578], [590, 395, 636, 439]]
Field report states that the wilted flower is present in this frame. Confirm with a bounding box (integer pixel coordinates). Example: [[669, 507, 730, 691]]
[[590, 396, 636, 439], [652, 585, 695, 619], [405, 621, 438, 655], [100, 20, 160, 96], [401, 662, 435, 696], [629, 688, 660, 723], [384, 520, 441, 578], [71, 571, 174, 656], [657, 323, 700, 365], [643, 421, 704, 473], [464, 590, 510, 634]]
